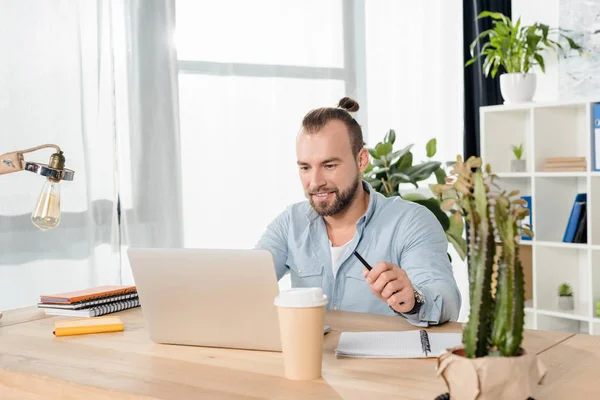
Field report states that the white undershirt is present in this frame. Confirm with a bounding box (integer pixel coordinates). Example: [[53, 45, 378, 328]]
[[330, 240, 353, 280]]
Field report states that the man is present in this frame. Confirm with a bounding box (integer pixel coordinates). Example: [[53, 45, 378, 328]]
[[255, 97, 461, 326]]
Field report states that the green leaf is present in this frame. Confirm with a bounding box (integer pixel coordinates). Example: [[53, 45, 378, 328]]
[[477, 11, 509, 24], [534, 53, 545, 73], [541, 23, 549, 39], [391, 172, 419, 189], [391, 172, 417, 187], [395, 152, 413, 172], [465, 57, 479, 67], [367, 148, 377, 159], [375, 142, 393, 158], [564, 35, 581, 50], [372, 167, 390, 173], [372, 158, 384, 167], [434, 167, 446, 185], [387, 144, 413, 165], [404, 161, 442, 181], [411, 198, 450, 231], [363, 162, 373, 175], [384, 129, 396, 145], [426, 138, 437, 158], [368, 179, 382, 190]]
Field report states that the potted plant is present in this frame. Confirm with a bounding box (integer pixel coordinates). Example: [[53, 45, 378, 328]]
[[558, 283, 574, 310], [433, 155, 545, 399], [362, 130, 467, 262], [466, 11, 581, 104], [511, 143, 526, 172]]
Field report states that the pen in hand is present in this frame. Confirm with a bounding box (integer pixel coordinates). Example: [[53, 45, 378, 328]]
[[353, 250, 403, 304], [353, 250, 372, 271]]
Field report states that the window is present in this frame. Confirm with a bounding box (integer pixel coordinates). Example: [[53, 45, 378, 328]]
[[175, 0, 357, 250], [175, 0, 464, 250]]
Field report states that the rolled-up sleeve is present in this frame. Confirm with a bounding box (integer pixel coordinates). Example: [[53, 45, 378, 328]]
[[254, 209, 290, 281], [396, 205, 461, 326]]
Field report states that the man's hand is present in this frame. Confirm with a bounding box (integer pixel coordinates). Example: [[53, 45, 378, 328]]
[[363, 261, 415, 313]]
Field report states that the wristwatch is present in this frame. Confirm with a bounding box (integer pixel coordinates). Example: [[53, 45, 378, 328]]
[[406, 288, 425, 315], [390, 288, 425, 316]]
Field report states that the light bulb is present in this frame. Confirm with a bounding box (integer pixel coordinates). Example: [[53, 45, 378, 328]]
[[31, 179, 61, 231]]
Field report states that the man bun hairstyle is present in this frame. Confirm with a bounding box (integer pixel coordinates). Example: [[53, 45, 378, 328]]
[[301, 96, 365, 157], [338, 96, 360, 112]]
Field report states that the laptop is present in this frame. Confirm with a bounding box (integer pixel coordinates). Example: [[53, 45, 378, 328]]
[[127, 247, 283, 352]]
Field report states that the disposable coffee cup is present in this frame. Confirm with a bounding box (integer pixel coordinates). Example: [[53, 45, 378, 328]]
[[274, 287, 328, 380]]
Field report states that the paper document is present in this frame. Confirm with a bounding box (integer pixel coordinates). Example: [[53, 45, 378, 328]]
[[335, 330, 462, 358]]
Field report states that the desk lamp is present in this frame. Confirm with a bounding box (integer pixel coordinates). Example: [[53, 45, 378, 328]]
[[0, 144, 74, 319], [0, 144, 74, 231], [0, 143, 75, 230]]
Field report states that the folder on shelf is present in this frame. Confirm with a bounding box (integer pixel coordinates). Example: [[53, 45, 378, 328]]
[[563, 193, 587, 243], [572, 203, 587, 244], [521, 196, 532, 241]]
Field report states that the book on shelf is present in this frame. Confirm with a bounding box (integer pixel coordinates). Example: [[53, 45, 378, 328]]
[[563, 193, 587, 244], [543, 157, 586, 172], [594, 103, 600, 171], [38, 285, 140, 318]]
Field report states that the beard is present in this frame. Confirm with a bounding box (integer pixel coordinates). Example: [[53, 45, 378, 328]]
[[307, 175, 361, 217]]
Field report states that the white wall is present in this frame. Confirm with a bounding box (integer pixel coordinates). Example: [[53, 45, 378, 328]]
[[512, 0, 561, 102]]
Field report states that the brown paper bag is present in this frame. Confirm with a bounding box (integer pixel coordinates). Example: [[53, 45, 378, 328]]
[[436, 345, 546, 400]]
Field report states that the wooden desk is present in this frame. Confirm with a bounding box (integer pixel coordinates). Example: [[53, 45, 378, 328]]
[[0, 307, 581, 399], [536, 333, 600, 398]]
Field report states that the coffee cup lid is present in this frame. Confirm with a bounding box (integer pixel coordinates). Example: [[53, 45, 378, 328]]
[[274, 287, 328, 308]]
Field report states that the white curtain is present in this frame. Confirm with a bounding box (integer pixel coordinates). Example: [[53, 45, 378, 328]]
[[0, 0, 182, 311]]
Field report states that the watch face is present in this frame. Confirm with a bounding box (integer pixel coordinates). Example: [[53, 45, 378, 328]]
[[415, 290, 425, 303]]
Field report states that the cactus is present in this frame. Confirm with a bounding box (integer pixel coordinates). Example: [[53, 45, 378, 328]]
[[433, 156, 533, 358]]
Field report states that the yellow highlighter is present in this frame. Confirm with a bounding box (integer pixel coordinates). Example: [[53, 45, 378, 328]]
[[53, 316, 124, 337]]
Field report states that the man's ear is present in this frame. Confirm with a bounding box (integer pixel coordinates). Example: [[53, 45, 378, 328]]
[[357, 147, 369, 172]]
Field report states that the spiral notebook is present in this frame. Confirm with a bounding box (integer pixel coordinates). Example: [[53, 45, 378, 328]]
[[43, 298, 140, 318], [38, 292, 138, 310], [335, 330, 462, 358]]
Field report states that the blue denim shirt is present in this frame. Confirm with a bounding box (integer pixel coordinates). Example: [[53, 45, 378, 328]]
[[255, 180, 461, 326]]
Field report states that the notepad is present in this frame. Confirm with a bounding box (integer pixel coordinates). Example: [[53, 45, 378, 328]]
[[53, 316, 124, 337], [40, 285, 137, 304], [335, 330, 463, 358]]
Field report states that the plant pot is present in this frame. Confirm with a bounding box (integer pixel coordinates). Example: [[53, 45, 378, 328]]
[[500, 73, 536, 104], [558, 295, 574, 310], [511, 159, 527, 172], [436, 346, 546, 400]]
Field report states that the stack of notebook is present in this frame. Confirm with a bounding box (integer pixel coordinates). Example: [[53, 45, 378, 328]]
[[38, 285, 140, 317], [543, 157, 587, 172]]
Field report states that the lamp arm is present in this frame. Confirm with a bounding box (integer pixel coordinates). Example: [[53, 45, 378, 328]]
[[0, 144, 74, 181], [0, 150, 25, 175]]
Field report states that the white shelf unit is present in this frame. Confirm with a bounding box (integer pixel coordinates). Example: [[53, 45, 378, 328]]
[[480, 98, 600, 335]]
